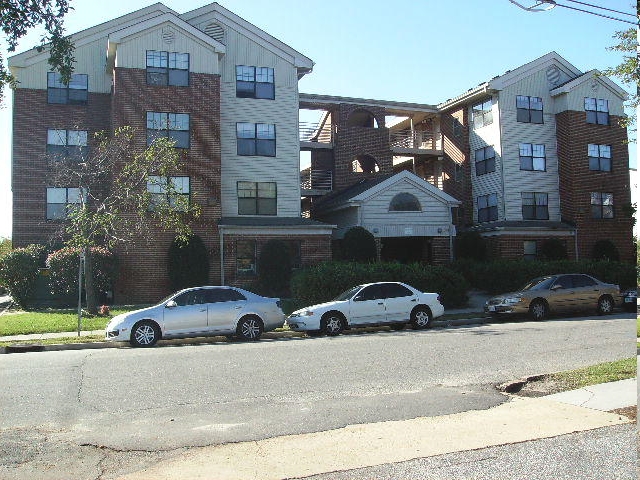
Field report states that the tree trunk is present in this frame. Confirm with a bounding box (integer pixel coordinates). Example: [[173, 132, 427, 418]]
[[84, 247, 98, 315]]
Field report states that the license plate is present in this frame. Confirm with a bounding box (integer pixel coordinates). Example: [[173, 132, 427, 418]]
[[624, 297, 634, 303], [488, 306, 496, 312]]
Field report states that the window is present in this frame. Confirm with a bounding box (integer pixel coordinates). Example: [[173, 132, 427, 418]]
[[389, 192, 421, 212], [472, 98, 493, 128], [452, 117, 464, 138], [477, 193, 498, 223], [591, 192, 614, 219], [523, 241, 537, 261], [47, 129, 88, 161], [474, 146, 495, 176], [516, 95, 543, 123], [206, 288, 247, 303], [146, 51, 190, 86], [585, 98, 609, 125], [571, 274, 597, 288], [236, 123, 276, 156], [588, 144, 611, 172], [519, 143, 546, 171], [237, 240, 256, 275], [147, 176, 190, 211], [381, 283, 413, 298], [236, 66, 275, 99], [146, 112, 190, 148], [47, 72, 88, 105], [237, 181, 276, 215], [522, 192, 549, 220], [46, 187, 83, 220]]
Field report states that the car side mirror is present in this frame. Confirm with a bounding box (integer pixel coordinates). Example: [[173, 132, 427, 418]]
[[353, 295, 363, 302], [551, 285, 563, 291], [165, 300, 178, 308]]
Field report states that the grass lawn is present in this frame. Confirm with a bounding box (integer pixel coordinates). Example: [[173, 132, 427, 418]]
[[547, 357, 637, 390], [0, 306, 143, 336]]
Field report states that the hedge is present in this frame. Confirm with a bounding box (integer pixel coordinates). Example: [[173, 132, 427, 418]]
[[0, 244, 45, 309], [290, 261, 468, 308]]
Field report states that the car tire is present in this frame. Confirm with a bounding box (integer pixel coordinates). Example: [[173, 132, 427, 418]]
[[130, 320, 161, 347], [597, 295, 614, 315], [410, 306, 432, 329], [321, 312, 345, 336], [529, 300, 547, 321], [237, 316, 263, 341]]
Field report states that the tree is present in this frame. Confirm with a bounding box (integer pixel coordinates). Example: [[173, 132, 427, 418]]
[[341, 227, 377, 263], [48, 126, 201, 313], [1, 0, 75, 103], [167, 234, 209, 292], [602, 27, 638, 131]]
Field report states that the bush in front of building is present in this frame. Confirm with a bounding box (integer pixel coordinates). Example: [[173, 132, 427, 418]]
[[455, 231, 487, 261], [290, 261, 468, 308], [591, 239, 620, 261], [451, 259, 636, 294], [0, 244, 45, 309], [540, 238, 568, 260], [340, 227, 377, 262], [47, 246, 117, 302], [167, 235, 209, 292], [256, 239, 293, 297]]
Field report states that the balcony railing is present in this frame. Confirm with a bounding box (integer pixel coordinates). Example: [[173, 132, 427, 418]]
[[299, 121, 333, 144], [300, 169, 333, 191], [389, 130, 441, 151]]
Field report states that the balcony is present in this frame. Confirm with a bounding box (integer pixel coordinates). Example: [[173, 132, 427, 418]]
[[299, 121, 334, 149], [300, 168, 333, 195], [389, 130, 442, 154]]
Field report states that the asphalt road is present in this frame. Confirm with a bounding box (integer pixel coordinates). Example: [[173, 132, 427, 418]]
[[0, 313, 635, 479]]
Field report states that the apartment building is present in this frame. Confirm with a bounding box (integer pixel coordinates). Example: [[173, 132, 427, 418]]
[[9, 2, 333, 303]]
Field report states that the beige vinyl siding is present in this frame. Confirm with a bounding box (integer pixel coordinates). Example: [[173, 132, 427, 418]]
[[469, 96, 504, 223], [219, 24, 301, 217], [319, 207, 360, 239], [499, 70, 562, 222], [10, 37, 111, 93], [555, 83, 626, 117], [114, 24, 220, 75]]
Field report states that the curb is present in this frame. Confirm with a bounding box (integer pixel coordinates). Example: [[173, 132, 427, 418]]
[[0, 314, 491, 354]]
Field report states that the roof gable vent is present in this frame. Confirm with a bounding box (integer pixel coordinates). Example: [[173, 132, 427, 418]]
[[204, 23, 225, 43]]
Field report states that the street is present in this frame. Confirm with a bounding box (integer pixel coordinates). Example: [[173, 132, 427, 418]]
[[0, 313, 635, 479]]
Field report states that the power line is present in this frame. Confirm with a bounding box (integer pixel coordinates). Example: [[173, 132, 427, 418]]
[[509, 0, 637, 24], [555, 1, 638, 24], [563, 0, 636, 18]]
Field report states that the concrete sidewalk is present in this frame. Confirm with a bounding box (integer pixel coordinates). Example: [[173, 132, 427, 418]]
[[115, 381, 636, 480]]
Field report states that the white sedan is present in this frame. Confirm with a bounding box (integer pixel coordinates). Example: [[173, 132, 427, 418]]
[[105, 286, 285, 347], [287, 281, 444, 336]]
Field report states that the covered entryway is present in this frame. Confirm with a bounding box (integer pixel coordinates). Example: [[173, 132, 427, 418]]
[[380, 236, 432, 263]]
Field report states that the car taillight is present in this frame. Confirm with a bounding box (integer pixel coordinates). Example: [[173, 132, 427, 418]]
[[437, 295, 442, 304], [276, 300, 282, 308]]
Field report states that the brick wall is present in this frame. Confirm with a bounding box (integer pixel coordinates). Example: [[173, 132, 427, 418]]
[[333, 104, 393, 190], [12, 89, 112, 247], [483, 235, 576, 261], [556, 111, 634, 262]]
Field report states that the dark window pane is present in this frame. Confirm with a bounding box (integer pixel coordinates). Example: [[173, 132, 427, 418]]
[[476, 162, 485, 176], [586, 111, 597, 124], [256, 139, 276, 156], [169, 130, 190, 148], [589, 157, 600, 170], [596, 112, 609, 125], [601, 158, 611, 172], [169, 69, 189, 86], [257, 198, 276, 215], [485, 158, 495, 173], [238, 197, 257, 215], [530, 110, 543, 124], [48, 89, 67, 104], [236, 81, 255, 97], [147, 69, 168, 86], [256, 82, 274, 99], [520, 157, 533, 170], [489, 206, 498, 221], [517, 109, 529, 123], [237, 139, 256, 156]]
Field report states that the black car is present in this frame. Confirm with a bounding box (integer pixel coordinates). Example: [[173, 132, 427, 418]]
[[620, 289, 637, 312]]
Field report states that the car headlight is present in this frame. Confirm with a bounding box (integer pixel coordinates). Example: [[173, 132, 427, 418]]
[[504, 296, 523, 305], [291, 310, 315, 317]]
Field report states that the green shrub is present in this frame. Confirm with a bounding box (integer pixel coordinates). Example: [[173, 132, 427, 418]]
[[167, 235, 209, 291], [341, 227, 377, 262], [540, 238, 568, 260], [592, 239, 620, 261], [0, 244, 45, 309], [290, 261, 468, 308], [47, 246, 117, 300], [455, 231, 487, 261], [256, 239, 292, 297]]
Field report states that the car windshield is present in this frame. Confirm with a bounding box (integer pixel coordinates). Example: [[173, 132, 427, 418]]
[[519, 277, 555, 291], [158, 292, 180, 305], [333, 286, 363, 301]]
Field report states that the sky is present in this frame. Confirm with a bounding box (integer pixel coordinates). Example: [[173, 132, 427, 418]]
[[0, 0, 636, 239]]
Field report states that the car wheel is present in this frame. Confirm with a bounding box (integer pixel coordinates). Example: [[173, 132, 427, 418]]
[[529, 300, 547, 321], [597, 295, 614, 315], [130, 320, 160, 347], [237, 316, 263, 341], [321, 312, 345, 336], [411, 307, 432, 329]]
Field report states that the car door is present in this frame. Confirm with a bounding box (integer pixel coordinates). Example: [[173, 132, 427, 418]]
[[162, 289, 209, 335], [205, 288, 247, 333], [381, 283, 416, 322], [570, 274, 600, 311], [349, 285, 386, 325], [547, 275, 575, 312]]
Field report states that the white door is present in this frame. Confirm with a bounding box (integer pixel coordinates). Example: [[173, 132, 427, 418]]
[[349, 285, 386, 325]]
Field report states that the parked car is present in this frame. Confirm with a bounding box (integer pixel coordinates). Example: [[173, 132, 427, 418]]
[[286, 281, 444, 336], [105, 286, 285, 347], [620, 288, 637, 312], [484, 273, 619, 321]]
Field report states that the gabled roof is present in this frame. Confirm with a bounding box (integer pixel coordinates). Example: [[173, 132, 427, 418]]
[[550, 69, 628, 100], [438, 51, 583, 110], [180, 2, 314, 77], [314, 170, 461, 214]]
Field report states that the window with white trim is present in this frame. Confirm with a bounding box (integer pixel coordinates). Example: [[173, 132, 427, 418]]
[[523, 241, 537, 261], [146, 112, 190, 148], [516, 95, 543, 123], [584, 97, 609, 125], [522, 192, 549, 220], [519, 143, 546, 171], [588, 144, 611, 172], [146, 51, 190, 86]]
